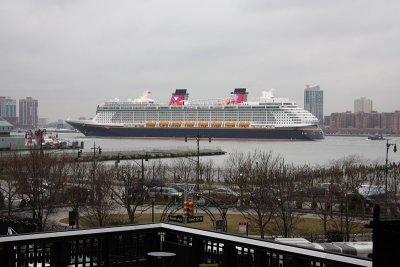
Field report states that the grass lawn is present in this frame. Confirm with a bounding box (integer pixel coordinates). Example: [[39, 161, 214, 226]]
[[60, 212, 370, 238]]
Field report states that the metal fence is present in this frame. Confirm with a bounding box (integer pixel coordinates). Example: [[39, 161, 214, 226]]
[[0, 223, 372, 267]]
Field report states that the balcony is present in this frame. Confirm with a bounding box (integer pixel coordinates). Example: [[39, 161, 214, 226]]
[[0, 223, 371, 267]]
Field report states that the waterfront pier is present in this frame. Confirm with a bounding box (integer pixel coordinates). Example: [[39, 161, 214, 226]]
[[74, 147, 226, 162]]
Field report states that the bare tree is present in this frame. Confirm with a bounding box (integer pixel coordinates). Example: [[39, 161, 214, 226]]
[[171, 158, 195, 185], [271, 160, 302, 238], [64, 160, 90, 228], [11, 150, 68, 231], [80, 163, 116, 227], [202, 160, 216, 198], [239, 151, 282, 238], [112, 163, 147, 224], [0, 156, 19, 215], [223, 151, 252, 207], [328, 156, 370, 241]]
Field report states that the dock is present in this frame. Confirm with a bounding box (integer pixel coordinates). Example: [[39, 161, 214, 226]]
[[73, 148, 226, 162]]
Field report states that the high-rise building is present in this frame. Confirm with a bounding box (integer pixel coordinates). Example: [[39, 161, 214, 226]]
[[304, 85, 324, 124], [0, 96, 18, 125], [354, 97, 373, 113], [19, 97, 38, 129]]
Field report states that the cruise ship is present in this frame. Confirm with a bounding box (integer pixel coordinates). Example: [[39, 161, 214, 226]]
[[66, 89, 324, 140]]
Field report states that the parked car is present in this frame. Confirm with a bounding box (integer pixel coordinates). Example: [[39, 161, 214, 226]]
[[249, 187, 280, 204], [148, 187, 183, 201], [347, 184, 387, 212], [306, 183, 345, 198], [357, 184, 385, 198], [3, 196, 26, 209], [207, 187, 239, 205]]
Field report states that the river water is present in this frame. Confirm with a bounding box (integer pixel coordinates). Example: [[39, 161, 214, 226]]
[[56, 133, 400, 167]]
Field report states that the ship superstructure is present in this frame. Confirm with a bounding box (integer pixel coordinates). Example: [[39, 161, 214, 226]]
[[67, 89, 324, 140]]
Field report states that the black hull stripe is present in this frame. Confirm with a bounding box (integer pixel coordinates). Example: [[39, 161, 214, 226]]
[[67, 122, 324, 140]]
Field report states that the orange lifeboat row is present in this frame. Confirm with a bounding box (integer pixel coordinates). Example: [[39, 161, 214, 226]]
[[159, 121, 169, 127], [239, 122, 250, 127], [171, 121, 182, 127], [198, 121, 209, 127]]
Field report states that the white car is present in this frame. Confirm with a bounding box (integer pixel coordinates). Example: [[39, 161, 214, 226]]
[[358, 184, 385, 197]]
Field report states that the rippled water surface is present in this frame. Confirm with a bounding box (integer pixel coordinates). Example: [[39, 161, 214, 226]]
[[58, 133, 400, 167]]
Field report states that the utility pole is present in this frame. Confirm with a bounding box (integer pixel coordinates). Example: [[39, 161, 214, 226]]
[[385, 140, 397, 208], [185, 134, 212, 192], [91, 142, 102, 203]]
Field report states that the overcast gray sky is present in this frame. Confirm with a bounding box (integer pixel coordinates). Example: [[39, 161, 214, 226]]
[[1, 0, 399, 122]]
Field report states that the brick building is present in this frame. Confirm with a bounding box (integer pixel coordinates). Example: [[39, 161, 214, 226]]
[[326, 111, 400, 134]]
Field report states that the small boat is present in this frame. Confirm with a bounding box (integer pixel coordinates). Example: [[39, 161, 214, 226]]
[[367, 134, 385, 140]]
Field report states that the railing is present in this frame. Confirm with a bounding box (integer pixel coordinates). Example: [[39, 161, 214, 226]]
[[0, 223, 372, 267]]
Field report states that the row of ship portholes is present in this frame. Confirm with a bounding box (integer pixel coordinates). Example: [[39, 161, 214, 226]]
[[145, 121, 251, 128]]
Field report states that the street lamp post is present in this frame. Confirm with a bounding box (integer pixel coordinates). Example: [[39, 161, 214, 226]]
[[91, 143, 102, 203], [141, 155, 148, 190], [150, 195, 155, 222], [185, 134, 212, 191], [385, 140, 397, 206], [221, 204, 229, 232]]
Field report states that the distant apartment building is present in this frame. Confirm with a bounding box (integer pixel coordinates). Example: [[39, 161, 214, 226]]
[[304, 85, 324, 124], [19, 97, 38, 129], [0, 96, 18, 126], [354, 97, 373, 113], [327, 111, 400, 134]]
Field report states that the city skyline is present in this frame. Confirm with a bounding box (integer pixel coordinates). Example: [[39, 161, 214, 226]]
[[2, 92, 397, 124], [1, 1, 400, 122]]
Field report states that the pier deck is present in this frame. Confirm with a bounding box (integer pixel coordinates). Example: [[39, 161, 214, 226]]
[[74, 148, 226, 162]]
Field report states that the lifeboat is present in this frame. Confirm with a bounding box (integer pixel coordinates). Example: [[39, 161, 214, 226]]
[[172, 121, 182, 127], [146, 121, 156, 127], [224, 121, 236, 127], [239, 122, 250, 127], [198, 121, 209, 127], [159, 121, 169, 127], [211, 121, 222, 127], [185, 121, 195, 127]]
